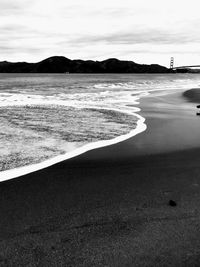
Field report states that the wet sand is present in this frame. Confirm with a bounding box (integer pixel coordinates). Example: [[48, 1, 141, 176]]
[[1, 89, 200, 266]]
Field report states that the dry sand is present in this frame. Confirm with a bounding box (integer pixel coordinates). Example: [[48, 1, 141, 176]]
[[0, 89, 200, 266]]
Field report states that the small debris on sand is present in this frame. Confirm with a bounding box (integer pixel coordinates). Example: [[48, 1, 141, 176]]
[[168, 200, 177, 207]]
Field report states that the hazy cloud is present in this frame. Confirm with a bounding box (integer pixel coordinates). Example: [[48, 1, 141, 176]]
[[0, 0, 33, 15], [71, 31, 197, 46]]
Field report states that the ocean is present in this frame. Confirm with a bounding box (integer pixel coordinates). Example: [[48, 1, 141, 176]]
[[0, 73, 200, 176]]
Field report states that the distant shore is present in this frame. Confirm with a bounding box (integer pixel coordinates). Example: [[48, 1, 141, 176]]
[[1, 88, 200, 266], [0, 56, 171, 73]]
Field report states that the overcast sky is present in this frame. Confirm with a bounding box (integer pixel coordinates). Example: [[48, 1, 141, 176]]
[[1, 0, 200, 67]]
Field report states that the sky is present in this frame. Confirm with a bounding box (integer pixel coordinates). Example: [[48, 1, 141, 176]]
[[1, 0, 200, 67]]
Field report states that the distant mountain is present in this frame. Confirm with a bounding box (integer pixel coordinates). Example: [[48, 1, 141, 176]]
[[0, 56, 172, 73]]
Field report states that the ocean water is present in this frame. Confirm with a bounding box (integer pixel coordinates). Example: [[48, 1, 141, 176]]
[[0, 73, 200, 174]]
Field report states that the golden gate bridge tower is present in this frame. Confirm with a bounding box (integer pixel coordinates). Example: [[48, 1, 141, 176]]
[[170, 57, 174, 69]]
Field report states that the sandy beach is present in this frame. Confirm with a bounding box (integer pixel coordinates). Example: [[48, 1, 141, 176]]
[[1, 88, 200, 266]]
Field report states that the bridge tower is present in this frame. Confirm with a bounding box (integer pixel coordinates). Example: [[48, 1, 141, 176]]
[[170, 57, 174, 69]]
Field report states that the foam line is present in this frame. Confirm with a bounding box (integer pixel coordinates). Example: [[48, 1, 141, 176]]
[[0, 76, 193, 182], [0, 83, 189, 182], [0, 108, 146, 182]]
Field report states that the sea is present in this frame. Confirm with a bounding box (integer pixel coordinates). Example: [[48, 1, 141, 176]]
[[0, 73, 200, 177]]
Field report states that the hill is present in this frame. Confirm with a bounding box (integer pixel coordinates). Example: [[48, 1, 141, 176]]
[[0, 56, 171, 73]]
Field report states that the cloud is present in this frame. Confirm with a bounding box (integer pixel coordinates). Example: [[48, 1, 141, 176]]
[[0, 1, 21, 13], [0, 0, 33, 15], [64, 28, 200, 47]]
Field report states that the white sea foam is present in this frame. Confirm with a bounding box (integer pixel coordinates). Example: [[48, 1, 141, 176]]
[[0, 90, 145, 181], [0, 107, 146, 182]]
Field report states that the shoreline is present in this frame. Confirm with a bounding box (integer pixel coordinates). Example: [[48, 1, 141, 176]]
[[71, 88, 200, 162], [0, 105, 146, 182], [0, 86, 195, 182]]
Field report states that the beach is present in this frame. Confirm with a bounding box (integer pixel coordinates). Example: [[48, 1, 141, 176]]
[[1, 88, 200, 266]]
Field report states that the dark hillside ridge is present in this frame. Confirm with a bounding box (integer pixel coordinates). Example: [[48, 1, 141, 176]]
[[0, 56, 172, 73]]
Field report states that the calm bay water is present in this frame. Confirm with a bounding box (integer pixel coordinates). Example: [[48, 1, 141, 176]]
[[0, 73, 200, 171]]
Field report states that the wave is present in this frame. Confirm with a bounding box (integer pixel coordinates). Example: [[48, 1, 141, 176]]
[[0, 87, 147, 181], [1, 74, 199, 182], [0, 106, 146, 182], [0, 104, 140, 171]]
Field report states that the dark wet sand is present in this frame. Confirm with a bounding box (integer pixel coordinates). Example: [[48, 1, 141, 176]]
[[1, 89, 200, 266]]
